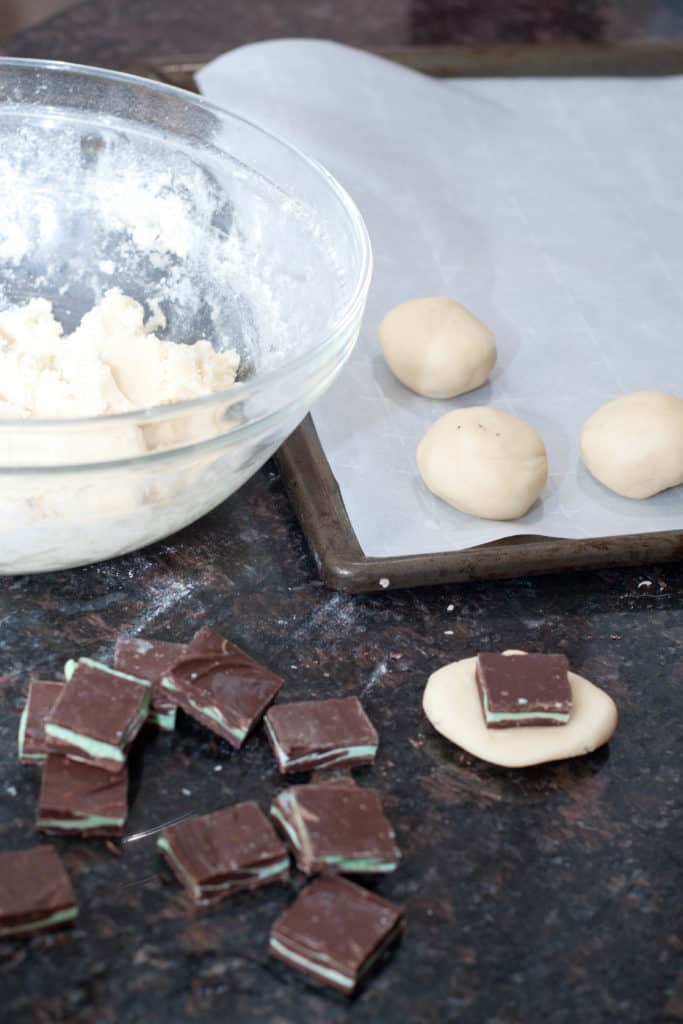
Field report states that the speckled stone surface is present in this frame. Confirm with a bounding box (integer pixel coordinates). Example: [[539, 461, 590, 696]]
[[4, 0, 683, 66], [0, 463, 681, 1024], [1, 4, 682, 1021]]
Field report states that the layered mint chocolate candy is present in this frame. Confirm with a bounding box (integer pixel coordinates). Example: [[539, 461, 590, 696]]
[[46, 658, 150, 772], [269, 876, 403, 993], [158, 801, 289, 904], [476, 652, 572, 728], [37, 755, 128, 837], [271, 780, 400, 875], [264, 696, 379, 774], [17, 679, 64, 764], [113, 636, 187, 732], [161, 628, 282, 748], [0, 845, 78, 938]]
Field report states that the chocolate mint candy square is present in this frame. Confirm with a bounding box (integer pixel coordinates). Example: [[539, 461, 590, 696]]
[[161, 629, 282, 748], [269, 876, 403, 993], [37, 754, 128, 837], [114, 636, 187, 732], [264, 696, 379, 774], [271, 781, 400, 875], [46, 658, 150, 772], [0, 845, 78, 938], [157, 800, 289, 904], [18, 680, 64, 764], [476, 652, 572, 728]]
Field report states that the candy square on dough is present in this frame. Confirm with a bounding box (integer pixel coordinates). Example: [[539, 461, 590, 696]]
[[476, 652, 571, 728]]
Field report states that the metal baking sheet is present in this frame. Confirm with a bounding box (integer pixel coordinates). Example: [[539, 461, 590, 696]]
[[137, 47, 683, 592]]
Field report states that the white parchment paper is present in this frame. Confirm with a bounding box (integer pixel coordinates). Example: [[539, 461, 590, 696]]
[[198, 40, 683, 557]]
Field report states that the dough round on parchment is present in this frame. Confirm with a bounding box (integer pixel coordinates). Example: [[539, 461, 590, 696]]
[[422, 651, 618, 768], [417, 407, 548, 520], [580, 391, 683, 499], [378, 297, 496, 399]]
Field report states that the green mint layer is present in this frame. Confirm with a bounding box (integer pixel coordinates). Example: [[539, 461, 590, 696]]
[[275, 792, 313, 856], [19, 751, 45, 764], [269, 936, 354, 991], [158, 837, 287, 898], [17, 703, 29, 761], [486, 710, 570, 724], [161, 677, 247, 743], [271, 801, 396, 874], [78, 658, 150, 688], [266, 719, 377, 770], [122, 702, 152, 744], [201, 857, 290, 891], [149, 707, 177, 732], [64, 659, 78, 680], [280, 741, 377, 771], [157, 836, 201, 900], [483, 692, 569, 725], [322, 856, 398, 872], [185, 698, 247, 742], [44, 724, 125, 764], [264, 719, 287, 768], [270, 803, 302, 852], [37, 814, 125, 831], [249, 857, 290, 881], [0, 905, 78, 938]]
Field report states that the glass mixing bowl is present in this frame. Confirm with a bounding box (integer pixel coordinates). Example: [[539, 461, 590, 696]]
[[0, 58, 371, 573]]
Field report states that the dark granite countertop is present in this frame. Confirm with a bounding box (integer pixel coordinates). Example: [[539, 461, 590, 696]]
[[1, 472, 681, 1024], [1, 4, 682, 1023], [4, 0, 683, 67]]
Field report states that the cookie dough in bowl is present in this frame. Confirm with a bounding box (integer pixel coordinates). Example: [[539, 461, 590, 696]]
[[0, 288, 239, 430], [422, 651, 618, 768], [0, 58, 371, 573], [379, 297, 496, 399], [417, 407, 548, 520], [580, 391, 683, 499]]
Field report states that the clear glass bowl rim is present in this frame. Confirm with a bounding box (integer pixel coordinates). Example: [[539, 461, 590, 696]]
[[0, 56, 373, 429]]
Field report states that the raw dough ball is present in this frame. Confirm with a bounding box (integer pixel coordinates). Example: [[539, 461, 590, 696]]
[[580, 391, 683, 499], [422, 650, 618, 768], [417, 407, 548, 520], [378, 297, 496, 399]]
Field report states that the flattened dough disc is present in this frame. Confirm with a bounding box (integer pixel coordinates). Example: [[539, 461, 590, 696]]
[[423, 654, 618, 768]]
